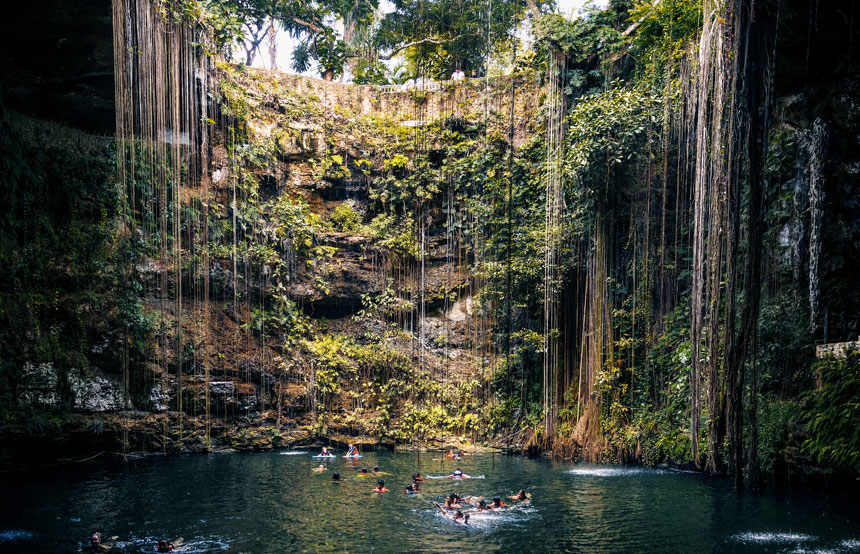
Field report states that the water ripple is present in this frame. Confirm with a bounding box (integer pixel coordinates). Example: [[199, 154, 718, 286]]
[[731, 531, 815, 544], [0, 530, 34, 543], [567, 466, 671, 477]]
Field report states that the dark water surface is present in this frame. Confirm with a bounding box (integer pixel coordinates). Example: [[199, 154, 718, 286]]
[[0, 450, 858, 553]]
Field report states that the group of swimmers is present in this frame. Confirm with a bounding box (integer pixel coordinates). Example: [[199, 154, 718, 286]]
[[433, 489, 531, 524], [317, 443, 360, 455], [445, 449, 471, 460], [314, 447, 530, 527]]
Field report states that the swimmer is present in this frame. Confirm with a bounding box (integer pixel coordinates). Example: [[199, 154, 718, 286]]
[[156, 538, 175, 552], [373, 479, 389, 493], [318, 446, 332, 457], [412, 472, 424, 482], [433, 502, 469, 525], [443, 494, 461, 509], [357, 467, 371, 477], [489, 496, 505, 509], [372, 465, 391, 475], [404, 483, 417, 494], [445, 450, 455, 458], [312, 464, 327, 473], [510, 489, 531, 502], [346, 443, 359, 456], [332, 471, 342, 482], [475, 499, 491, 511], [450, 468, 469, 479], [81, 532, 115, 552]]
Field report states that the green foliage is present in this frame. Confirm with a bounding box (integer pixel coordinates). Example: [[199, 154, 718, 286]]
[[802, 353, 860, 471], [0, 119, 149, 374], [306, 334, 351, 399], [374, 0, 536, 80], [352, 58, 389, 85], [530, 7, 628, 95], [626, 0, 702, 79], [205, 0, 387, 79], [329, 203, 361, 232], [757, 398, 804, 474], [565, 85, 661, 202]]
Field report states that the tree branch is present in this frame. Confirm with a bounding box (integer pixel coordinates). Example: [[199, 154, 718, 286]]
[[379, 35, 474, 60], [290, 17, 324, 34]]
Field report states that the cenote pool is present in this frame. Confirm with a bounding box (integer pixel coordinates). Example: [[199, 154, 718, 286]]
[[1, 450, 858, 553]]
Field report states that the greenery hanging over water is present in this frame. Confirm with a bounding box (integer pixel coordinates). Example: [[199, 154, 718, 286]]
[[2, 0, 860, 492]]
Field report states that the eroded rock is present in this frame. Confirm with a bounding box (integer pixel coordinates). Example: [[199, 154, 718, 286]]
[[18, 362, 59, 407], [68, 371, 130, 412]]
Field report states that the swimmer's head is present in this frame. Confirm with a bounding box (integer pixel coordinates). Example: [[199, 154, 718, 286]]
[[373, 466, 379, 472], [91, 533, 101, 546], [332, 472, 340, 480]]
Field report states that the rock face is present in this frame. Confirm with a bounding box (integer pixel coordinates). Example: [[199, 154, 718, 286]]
[[17, 363, 60, 407], [17, 364, 131, 412], [815, 341, 860, 359], [149, 384, 170, 412], [68, 371, 130, 412], [0, 0, 115, 133]]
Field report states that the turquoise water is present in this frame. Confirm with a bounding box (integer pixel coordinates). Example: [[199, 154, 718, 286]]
[[0, 450, 858, 553]]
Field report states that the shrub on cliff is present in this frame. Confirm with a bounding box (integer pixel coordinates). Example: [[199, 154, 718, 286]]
[[802, 352, 860, 472], [329, 203, 361, 232]]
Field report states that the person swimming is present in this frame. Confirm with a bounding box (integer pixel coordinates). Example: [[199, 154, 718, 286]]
[[318, 446, 332, 457], [476, 499, 491, 511], [370, 465, 391, 476], [312, 464, 327, 473], [450, 468, 469, 479], [373, 479, 389, 493], [412, 472, 424, 482], [489, 496, 505, 509], [404, 483, 416, 494], [156, 538, 174, 552], [433, 502, 469, 525], [346, 443, 359, 456], [81, 532, 115, 552], [510, 489, 531, 502], [332, 471, 342, 482], [357, 467, 370, 476], [443, 494, 461, 509]]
